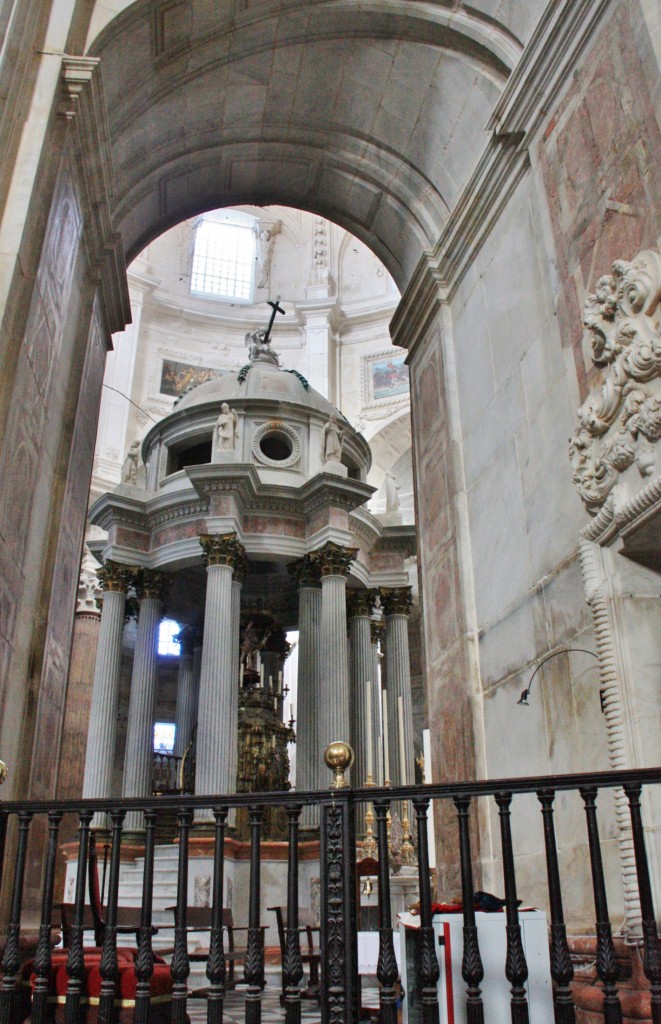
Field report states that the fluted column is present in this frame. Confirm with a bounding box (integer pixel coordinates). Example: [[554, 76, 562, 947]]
[[381, 587, 414, 787], [173, 627, 201, 758], [348, 590, 377, 788], [228, 553, 246, 806], [123, 569, 170, 833], [317, 543, 357, 786], [82, 562, 133, 825], [290, 556, 323, 826], [371, 621, 386, 785], [195, 534, 245, 821]]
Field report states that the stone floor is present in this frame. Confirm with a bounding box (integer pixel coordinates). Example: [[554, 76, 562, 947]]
[[186, 970, 380, 1024]]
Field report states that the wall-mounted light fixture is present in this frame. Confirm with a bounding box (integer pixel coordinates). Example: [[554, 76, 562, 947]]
[[517, 646, 599, 705]]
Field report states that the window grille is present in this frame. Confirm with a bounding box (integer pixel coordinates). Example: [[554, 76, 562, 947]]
[[190, 211, 256, 301]]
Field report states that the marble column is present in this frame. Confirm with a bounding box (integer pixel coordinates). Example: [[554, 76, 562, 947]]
[[195, 534, 245, 822], [82, 561, 133, 826], [347, 590, 377, 787], [381, 587, 414, 788], [228, 554, 245, 822], [173, 626, 201, 759], [290, 556, 323, 825], [316, 542, 357, 786], [371, 621, 386, 785], [122, 570, 170, 832]]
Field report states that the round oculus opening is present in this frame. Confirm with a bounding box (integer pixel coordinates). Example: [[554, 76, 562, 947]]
[[259, 431, 293, 462]]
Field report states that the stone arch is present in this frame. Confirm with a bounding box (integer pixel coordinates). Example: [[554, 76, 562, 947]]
[[87, 0, 522, 287]]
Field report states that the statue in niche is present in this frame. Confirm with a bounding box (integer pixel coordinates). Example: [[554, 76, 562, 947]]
[[121, 439, 140, 485], [322, 414, 345, 463], [245, 327, 280, 366], [216, 402, 239, 451], [385, 471, 401, 511]]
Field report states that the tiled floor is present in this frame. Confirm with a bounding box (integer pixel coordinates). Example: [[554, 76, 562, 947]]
[[186, 970, 380, 1024]]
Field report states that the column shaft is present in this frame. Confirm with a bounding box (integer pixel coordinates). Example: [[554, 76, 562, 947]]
[[319, 575, 351, 785], [174, 647, 196, 759], [82, 589, 126, 804], [123, 596, 163, 831], [196, 563, 236, 806], [349, 614, 374, 789], [297, 585, 321, 823], [385, 613, 413, 786]]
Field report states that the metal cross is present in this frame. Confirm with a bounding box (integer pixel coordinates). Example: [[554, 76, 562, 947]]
[[263, 295, 285, 342]]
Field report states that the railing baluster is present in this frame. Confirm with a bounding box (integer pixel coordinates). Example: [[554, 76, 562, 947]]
[[374, 799, 398, 1024], [0, 810, 8, 895], [537, 790, 575, 1023], [495, 792, 530, 1024], [580, 786, 623, 1024], [171, 809, 192, 1024], [98, 811, 126, 1024], [245, 806, 264, 1024], [0, 811, 33, 1024], [624, 784, 661, 1024], [284, 804, 304, 1024], [453, 796, 485, 1024], [65, 810, 93, 1024], [320, 788, 358, 1024], [207, 806, 228, 1024], [413, 798, 440, 1024], [134, 809, 156, 1024], [32, 811, 64, 1024]]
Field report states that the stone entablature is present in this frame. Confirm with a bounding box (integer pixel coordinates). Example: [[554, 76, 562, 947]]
[[570, 249, 661, 516]]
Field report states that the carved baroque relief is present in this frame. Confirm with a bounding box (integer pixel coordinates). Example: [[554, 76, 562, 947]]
[[570, 249, 661, 514]]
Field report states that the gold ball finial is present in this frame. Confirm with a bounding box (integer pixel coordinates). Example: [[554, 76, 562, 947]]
[[324, 741, 354, 789]]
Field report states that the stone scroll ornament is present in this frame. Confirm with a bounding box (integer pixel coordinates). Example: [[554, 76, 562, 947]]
[[569, 249, 661, 515]]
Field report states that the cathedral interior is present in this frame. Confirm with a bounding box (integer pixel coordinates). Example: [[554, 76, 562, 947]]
[[1, 1, 661, 1021]]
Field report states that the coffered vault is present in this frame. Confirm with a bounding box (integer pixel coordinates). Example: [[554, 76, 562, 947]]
[[87, 0, 546, 282]]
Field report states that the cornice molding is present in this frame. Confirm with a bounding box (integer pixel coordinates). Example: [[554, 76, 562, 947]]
[[487, 0, 614, 142], [393, 0, 614, 348]]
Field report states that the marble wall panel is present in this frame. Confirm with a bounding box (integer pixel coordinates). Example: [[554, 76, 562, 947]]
[[152, 521, 205, 548], [28, 305, 107, 801], [114, 526, 150, 551], [242, 514, 305, 539], [0, 168, 83, 754], [538, 0, 661, 399]]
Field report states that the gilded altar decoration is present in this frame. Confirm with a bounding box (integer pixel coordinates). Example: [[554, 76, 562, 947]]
[[569, 249, 661, 514]]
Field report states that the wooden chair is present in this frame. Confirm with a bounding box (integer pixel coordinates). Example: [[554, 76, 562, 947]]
[[167, 906, 265, 989], [268, 906, 320, 1005]]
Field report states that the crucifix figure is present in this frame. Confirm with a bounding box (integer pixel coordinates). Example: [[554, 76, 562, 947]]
[[245, 297, 285, 366]]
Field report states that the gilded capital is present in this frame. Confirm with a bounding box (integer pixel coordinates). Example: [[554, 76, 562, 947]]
[[136, 568, 171, 602], [314, 541, 358, 579], [346, 588, 377, 619], [288, 554, 322, 589], [380, 586, 413, 617], [97, 560, 133, 594], [199, 532, 246, 569]]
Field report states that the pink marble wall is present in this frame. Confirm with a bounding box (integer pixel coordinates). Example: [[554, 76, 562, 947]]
[[539, 0, 661, 398], [28, 303, 107, 803], [242, 514, 305, 539], [0, 165, 85, 798], [152, 521, 204, 548], [409, 325, 477, 894]]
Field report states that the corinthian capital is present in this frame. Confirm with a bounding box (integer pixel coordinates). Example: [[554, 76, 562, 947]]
[[314, 541, 358, 579], [136, 568, 171, 602], [380, 586, 413, 616], [288, 554, 323, 589], [346, 588, 377, 618], [370, 620, 386, 646], [97, 560, 133, 594], [199, 533, 246, 569]]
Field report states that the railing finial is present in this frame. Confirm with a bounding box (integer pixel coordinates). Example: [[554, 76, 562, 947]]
[[324, 741, 354, 789]]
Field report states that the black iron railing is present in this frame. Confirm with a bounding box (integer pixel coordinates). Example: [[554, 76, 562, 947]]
[[0, 765, 660, 1024]]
